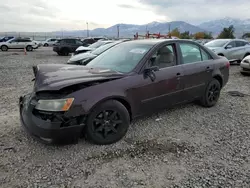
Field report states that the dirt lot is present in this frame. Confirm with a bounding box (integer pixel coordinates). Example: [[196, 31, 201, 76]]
[[0, 47, 250, 188]]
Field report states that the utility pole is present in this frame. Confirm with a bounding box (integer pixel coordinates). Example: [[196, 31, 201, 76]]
[[168, 23, 171, 38], [86, 22, 89, 37], [117, 25, 120, 39]]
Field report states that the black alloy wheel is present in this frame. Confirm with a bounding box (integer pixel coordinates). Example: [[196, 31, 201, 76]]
[[85, 100, 130, 145], [93, 110, 122, 138], [200, 79, 221, 107], [207, 83, 220, 103]]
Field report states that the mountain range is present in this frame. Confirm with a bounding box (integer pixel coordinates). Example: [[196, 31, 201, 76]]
[[52, 17, 250, 38], [2, 17, 250, 39]]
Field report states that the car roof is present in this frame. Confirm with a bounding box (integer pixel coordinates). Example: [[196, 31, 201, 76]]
[[121, 39, 189, 45]]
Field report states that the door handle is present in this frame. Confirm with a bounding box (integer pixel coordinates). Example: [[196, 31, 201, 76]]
[[176, 72, 181, 80]]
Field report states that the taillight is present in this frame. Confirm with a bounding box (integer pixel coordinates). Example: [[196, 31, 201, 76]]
[[226, 62, 230, 69]]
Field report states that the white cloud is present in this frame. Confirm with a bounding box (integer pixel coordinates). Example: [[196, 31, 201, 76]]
[[139, 0, 250, 24], [1, 0, 164, 31]]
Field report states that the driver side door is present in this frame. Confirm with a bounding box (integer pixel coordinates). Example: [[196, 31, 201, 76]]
[[129, 43, 185, 116]]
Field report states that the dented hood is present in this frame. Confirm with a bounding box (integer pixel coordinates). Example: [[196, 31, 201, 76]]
[[33, 64, 124, 92]]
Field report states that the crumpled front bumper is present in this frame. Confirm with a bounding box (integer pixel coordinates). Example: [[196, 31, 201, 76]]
[[19, 94, 83, 144]]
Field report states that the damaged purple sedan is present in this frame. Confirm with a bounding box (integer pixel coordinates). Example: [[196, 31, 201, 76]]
[[19, 39, 229, 145]]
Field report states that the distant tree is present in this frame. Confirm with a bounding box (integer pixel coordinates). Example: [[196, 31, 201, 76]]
[[180, 31, 191, 39], [170, 28, 180, 38], [194, 32, 213, 39], [217, 25, 235, 39], [194, 32, 205, 39], [204, 32, 213, 39], [242, 33, 250, 38]]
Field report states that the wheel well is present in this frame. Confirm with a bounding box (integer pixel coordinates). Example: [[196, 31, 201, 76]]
[[90, 97, 132, 122], [114, 98, 132, 121], [213, 75, 223, 88]]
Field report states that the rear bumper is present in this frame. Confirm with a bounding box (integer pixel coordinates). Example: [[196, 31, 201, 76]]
[[19, 94, 83, 143]]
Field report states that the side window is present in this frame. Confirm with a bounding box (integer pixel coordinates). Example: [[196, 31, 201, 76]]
[[75, 40, 83, 45], [68, 39, 76, 44], [180, 43, 202, 64], [149, 44, 177, 69], [227, 41, 236, 48], [51, 39, 56, 41], [235, 41, 245, 47], [200, 48, 212, 61], [243, 41, 249, 46]]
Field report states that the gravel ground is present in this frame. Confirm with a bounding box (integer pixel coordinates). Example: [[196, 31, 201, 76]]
[[0, 47, 250, 188]]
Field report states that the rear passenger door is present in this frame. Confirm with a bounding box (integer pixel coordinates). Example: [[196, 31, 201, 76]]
[[178, 42, 214, 101]]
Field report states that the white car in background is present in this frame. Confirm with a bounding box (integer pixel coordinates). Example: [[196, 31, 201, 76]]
[[0, 38, 38, 51], [73, 40, 114, 56], [205, 39, 250, 63], [42, 38, 58, 47], [240, 55, 250, 75]]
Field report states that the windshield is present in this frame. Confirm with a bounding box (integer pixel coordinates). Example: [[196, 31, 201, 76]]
[[205, 40, 230, 47], [92, 42, 118, 55], [88, 41, 108, 48], [86, 42, 153, 73]]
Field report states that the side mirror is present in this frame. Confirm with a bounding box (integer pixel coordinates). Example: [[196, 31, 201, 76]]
[[143, 66, 159, 82], [225, 45, 232, 49]]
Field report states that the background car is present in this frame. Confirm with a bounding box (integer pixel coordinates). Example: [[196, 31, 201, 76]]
[[0, 38, 38, 51], [240, 55, 250, 75], [0, 36, 14, 42], [73, 40, 114, 56], [205, 39, 250, 63], [20, 39, 229, 145], [42, 38, 58, 47], [67, 39, 130, 65], [81, 37, 107, 45], [53, 38, 85, 56]]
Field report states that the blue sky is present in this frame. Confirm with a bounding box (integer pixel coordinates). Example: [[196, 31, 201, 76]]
[[1, 0, 250, 31]]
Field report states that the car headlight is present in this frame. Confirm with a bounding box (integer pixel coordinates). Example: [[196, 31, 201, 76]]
[[35, 98, 74, 112]]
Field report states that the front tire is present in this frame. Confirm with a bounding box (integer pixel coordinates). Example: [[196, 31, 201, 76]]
[[1, 45, 8, 51], [200, 79, 221, 107], [44, 43, 49, 47], [85, 100, 130, 145]]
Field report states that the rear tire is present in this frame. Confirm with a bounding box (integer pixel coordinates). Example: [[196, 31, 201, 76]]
[[1, 45, 8, 51], [200, 79, 221, 107], [62, 48, 69, 56], [85, 100, 130, 145], [26, 45, 33, 52]]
